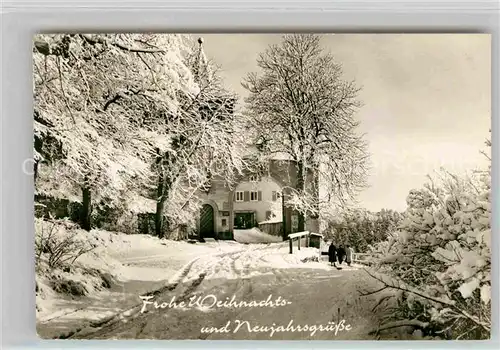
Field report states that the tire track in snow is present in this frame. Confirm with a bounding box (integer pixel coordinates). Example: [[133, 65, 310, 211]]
[[59, 256, 202, 339], [66, 243, 285, 339], [63, 247, 242, 339], [220, 244, 277, 298]]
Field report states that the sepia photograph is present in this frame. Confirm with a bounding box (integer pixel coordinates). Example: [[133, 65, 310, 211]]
[[32, 33, 491, 340]]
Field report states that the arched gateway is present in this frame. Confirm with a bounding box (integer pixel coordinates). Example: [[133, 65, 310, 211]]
[[196, 160, 311, 240], [199, 202, 217, 239]]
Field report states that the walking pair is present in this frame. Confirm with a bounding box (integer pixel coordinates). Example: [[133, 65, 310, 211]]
[[328, 242, 353, 268]]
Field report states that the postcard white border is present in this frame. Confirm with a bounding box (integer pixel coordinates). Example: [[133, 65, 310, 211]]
[[1, 0, 498, 349]]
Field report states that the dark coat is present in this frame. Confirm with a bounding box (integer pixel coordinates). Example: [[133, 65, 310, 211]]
[[328, 244, 337, 263], [337, 247, 346, 262]]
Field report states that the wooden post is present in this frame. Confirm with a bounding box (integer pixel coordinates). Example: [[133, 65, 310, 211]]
[[282, 192, 287, 241], [289, 238, 293, 254], [298, 235, 301, 250]]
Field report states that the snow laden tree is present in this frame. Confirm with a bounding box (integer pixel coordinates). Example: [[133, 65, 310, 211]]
[[242, 34, 369, 232], [326, 208, 403, 252], [33, 34, 201, 231], [364, 140, 491, 339], [151, 38, 247, 237]]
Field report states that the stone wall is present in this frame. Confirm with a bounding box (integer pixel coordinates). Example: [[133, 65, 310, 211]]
[[34, 194, 81, 222]]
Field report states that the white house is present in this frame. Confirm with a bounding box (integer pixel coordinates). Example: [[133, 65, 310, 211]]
[[196, 170, 285, 240], [196, 158, 319, 240], [232, 175, 283, 229]]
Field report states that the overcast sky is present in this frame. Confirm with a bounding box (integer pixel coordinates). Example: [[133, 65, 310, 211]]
[[198, 34, 491, 212]]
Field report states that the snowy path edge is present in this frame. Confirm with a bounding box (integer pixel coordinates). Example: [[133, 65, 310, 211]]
[[52, 248, 244, 339]]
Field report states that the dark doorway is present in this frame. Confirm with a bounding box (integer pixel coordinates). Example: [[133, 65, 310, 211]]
[[200, 204, 215, 238], [234, 212, 255, 229]]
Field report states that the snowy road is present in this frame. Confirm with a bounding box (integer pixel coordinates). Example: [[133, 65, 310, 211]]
[[69, 243, 394, 340]]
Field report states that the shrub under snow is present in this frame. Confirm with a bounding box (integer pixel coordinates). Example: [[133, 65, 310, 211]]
[[367, 169, 491, 339]]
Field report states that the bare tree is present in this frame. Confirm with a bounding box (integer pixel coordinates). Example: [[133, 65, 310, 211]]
[[243, 34, 369, 232]]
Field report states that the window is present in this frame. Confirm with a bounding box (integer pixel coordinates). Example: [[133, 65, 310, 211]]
[[249, 175, 258, 182], [250, 191, 258, 201], [272, 191, 282, 202], [235, 191, 244, 202], [221, 219, 227, 227]]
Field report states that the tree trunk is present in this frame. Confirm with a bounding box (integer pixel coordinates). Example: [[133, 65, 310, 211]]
[[306, 170, 320, 233], [34, 136, 43, 183], [34, 161, 39, 183], [282, 190, 287, 241], [311, 170, 320, 219], [298, 213, 305, 232], [297, 160, 306, 232], [155, 201, 165, 237], [154, 148, 176, 238], [155, 171, 173, 238], [155, 148, 165, 237], [155, 170, 166, 237], [81, 179, 91, 231]]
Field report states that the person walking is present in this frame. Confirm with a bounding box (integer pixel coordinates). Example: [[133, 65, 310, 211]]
[[328, 242, 337, 267], [345, 244, 354, 266], [337, 244, 346, 265]]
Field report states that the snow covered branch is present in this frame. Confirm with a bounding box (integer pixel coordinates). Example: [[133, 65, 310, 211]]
[[33, 34, 237, 233], [242, 34, 369, 229], [363, 160, 491, 339]]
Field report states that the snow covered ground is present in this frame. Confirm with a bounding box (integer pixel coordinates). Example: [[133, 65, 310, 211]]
[[65, 242, 385, 340], [35, 226, 243, 338], [37, 223, 378, 339], [36, 225, 326, 339], [233, 228, 283, 244]]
